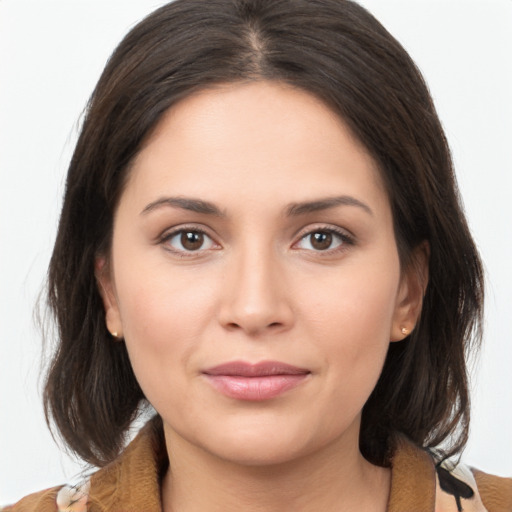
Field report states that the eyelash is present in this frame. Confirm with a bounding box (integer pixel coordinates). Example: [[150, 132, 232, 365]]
[[159, 225, 218, 258], [294, 226, 355, 255], [158, 225, 355, 257]]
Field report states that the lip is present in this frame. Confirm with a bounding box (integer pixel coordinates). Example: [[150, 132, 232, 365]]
[[202, 360, 310, 401]]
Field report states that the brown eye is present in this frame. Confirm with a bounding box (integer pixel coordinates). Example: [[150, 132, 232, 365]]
[[163, 229, 216, 253], [310, 232, 333, 250], [181, 231, 204, 251], [296, 229, 348, 252]]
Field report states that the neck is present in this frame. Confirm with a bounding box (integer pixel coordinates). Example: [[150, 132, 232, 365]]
[[161, 421, 390, 512]]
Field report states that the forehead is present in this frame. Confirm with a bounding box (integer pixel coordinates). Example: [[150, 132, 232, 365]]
[[124, 81, 388, 214]]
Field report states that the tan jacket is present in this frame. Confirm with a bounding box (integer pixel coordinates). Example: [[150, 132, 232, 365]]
[[4, 420, 512, 512]]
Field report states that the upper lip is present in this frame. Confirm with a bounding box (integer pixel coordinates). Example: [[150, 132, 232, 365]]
[[203, 360, 310, 377]]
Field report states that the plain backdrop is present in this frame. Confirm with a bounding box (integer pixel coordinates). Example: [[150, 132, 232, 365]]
[[1, 0, 511, 504]]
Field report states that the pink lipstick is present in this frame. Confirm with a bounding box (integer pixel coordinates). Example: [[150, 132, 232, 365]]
[[202, 361, 310, 401]]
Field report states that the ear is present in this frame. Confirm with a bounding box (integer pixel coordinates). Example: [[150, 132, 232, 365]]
[[95, 256, 123, 340], [390, 241, 429, 342]]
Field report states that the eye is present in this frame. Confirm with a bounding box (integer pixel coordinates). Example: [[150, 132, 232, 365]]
[[295, 228, 351, 252], [162, 228, 217, 253]]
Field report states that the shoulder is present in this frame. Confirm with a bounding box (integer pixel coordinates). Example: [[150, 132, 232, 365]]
[[390, 435, 512, 512], [2, 418, 164, 512], [435, 461, 512, 512], [1, 482, 89, 512], [472, 468, 512, 512], [1, 486, 57, 512]]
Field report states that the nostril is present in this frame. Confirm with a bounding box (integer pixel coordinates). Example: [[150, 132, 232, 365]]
[[224, 320, 284, 335]]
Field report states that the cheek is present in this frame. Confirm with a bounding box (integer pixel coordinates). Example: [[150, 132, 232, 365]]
[[112, 257, 220, 384], [301, 262, 399, 343], [119, 273, 212, 342], [299, 260, 399, 387]]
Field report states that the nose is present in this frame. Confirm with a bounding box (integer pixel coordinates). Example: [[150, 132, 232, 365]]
[[218, 245, 294, 336]]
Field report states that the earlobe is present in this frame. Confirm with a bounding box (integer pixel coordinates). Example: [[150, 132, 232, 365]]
[[95, 256, 123, 340], [390, 242, 430, 342]]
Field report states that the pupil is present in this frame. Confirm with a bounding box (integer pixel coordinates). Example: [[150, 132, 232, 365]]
[[312, 232, 332, 250], [181, 231, 203, 250]]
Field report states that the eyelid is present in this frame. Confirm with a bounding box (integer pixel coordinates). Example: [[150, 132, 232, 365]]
[[156, 223, 355, 256], [292, 224, 355, 253], [158, 224, 221, 256]]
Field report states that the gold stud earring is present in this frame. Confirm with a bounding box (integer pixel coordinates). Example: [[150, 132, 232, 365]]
[[110, 330, 122, 340], [401, 327, 408, 336]]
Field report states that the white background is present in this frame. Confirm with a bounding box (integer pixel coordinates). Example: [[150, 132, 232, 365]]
[[1, 0, 511, 504]]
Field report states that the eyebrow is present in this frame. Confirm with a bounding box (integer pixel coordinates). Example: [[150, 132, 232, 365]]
[[140, 195, 373, 217], [141, 197, 226, 217], [285, 196, 373, 217]]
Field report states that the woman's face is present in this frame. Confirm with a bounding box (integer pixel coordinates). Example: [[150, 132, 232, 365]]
[[98, 81, 421, 466]]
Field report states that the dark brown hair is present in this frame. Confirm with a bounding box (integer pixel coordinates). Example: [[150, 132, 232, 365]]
[[44, 0, 483, 467]]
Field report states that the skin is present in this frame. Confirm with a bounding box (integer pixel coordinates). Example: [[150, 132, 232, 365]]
[[98, 81, 427, 512]]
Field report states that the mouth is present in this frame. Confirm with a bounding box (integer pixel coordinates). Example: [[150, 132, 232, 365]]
[[202, 361, 311, 401]]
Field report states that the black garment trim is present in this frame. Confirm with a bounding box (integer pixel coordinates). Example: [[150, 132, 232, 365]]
[[436, 465, 475, 512]]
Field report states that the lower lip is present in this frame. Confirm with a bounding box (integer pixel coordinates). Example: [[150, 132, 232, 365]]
[[203, 374, 309, 401]]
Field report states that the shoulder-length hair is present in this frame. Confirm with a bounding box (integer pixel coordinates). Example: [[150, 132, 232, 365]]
[[44, 0, 483, 467]]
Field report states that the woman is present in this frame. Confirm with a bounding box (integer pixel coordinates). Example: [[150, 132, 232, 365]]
[[3, 0, 511, 510]]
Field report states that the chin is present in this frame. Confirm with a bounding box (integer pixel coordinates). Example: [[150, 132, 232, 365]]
[[195, 419, 331, 468], [210, 439, 309, 467]]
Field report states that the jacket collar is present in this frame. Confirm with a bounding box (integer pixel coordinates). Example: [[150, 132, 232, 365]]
[[88, 417, 437, 512]]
